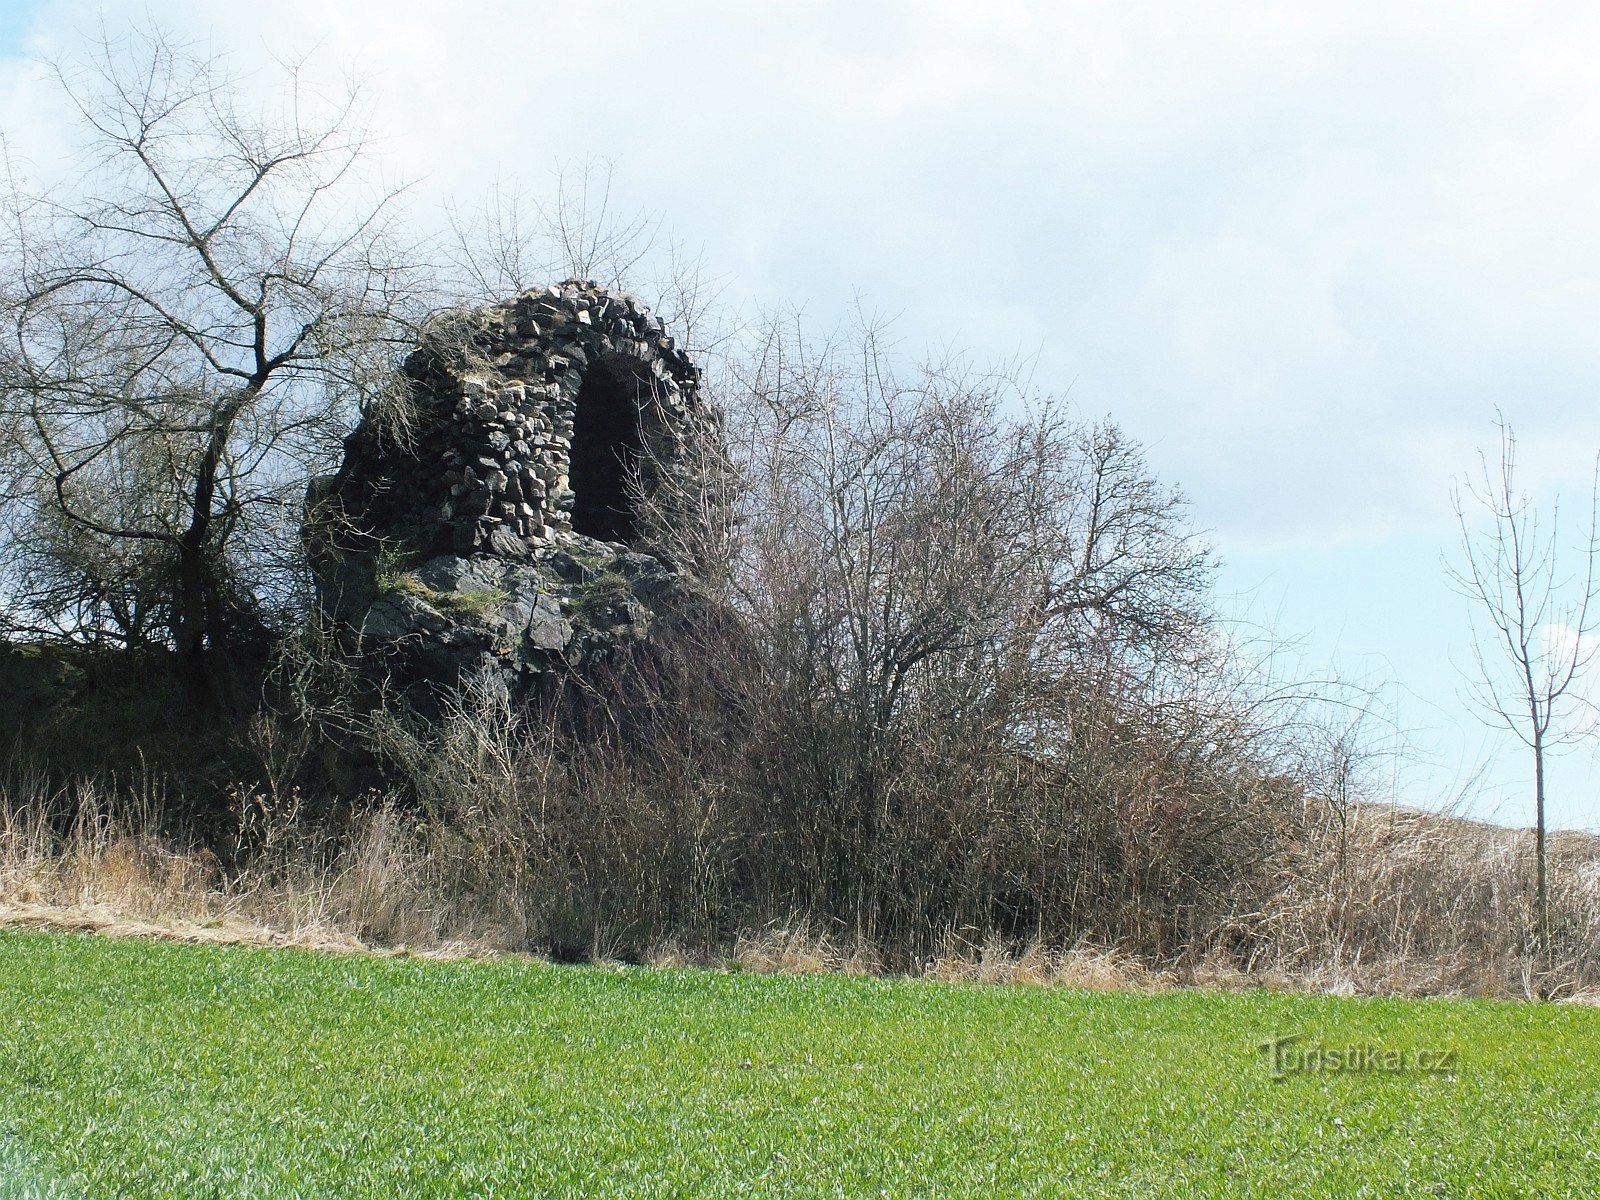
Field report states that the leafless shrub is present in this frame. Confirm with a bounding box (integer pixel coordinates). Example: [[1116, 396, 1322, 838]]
[[3, 740, 1598, 997], [706, 312, 1303, 964]]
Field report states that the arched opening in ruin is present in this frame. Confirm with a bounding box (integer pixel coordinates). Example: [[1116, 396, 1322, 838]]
[[568, 357, 647, 544]]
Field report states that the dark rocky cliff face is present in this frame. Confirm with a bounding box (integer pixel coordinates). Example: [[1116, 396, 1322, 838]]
[[307, 281, 725, 702]]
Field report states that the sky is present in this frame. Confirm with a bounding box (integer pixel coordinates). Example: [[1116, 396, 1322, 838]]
[[2, 0, 1598, 828]]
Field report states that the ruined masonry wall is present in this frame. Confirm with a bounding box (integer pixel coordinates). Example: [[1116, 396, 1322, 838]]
[[334, 280, 712, 561]]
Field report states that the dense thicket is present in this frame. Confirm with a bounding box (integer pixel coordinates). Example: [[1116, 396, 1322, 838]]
[[0, 303, 1332, 966]]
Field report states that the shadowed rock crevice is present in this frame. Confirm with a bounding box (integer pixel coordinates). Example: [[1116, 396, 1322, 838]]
[[569, 357, 647, 544]]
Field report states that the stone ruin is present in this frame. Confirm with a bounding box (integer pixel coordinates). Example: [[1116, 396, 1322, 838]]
[[308, 281, 725, 701]]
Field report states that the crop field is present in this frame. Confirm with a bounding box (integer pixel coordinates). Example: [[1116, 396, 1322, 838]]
[[0, 930, 1595, 1198]]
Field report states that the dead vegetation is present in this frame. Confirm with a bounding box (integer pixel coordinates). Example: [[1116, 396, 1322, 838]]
[[4, 755, 1596, 1000]]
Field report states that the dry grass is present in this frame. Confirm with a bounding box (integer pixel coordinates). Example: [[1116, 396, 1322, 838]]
[[728, 923, 882, 976], [923, 938, 1172, 991], [0, 777, 511, 958], [3, 771, 1599, 1000], [1243, 800, 1600, 999]]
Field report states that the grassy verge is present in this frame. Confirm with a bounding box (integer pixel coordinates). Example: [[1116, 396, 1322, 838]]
[[0, 930, 1595, 1198]]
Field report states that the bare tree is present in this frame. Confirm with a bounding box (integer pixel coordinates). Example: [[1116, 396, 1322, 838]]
[[0, 26, 420, 693], [1449, 418, 1600, 979], [721, 313, 1222, 949]]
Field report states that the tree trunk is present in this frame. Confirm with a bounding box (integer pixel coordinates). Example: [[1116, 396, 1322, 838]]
[[172, 533, 213, 698], [173, 397, 246, 702], [1534, 731, 1550, 994]]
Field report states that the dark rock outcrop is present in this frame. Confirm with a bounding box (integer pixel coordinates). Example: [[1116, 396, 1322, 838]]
[[308, 281, 724, 701], [0, 641, 81, 731]]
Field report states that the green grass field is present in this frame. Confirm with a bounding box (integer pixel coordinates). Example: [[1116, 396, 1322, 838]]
[[0, 931, 1595, 1198]]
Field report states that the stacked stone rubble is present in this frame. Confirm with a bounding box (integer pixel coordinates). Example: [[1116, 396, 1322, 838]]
[[308, 281, 723, 702], [325, 279, 713, 561]]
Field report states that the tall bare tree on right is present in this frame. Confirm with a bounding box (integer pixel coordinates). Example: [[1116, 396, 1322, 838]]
[[1450, 418, 1600, 989]]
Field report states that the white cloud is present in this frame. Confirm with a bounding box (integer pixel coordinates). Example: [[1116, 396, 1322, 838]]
[[7, 0, 1595, 528]]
